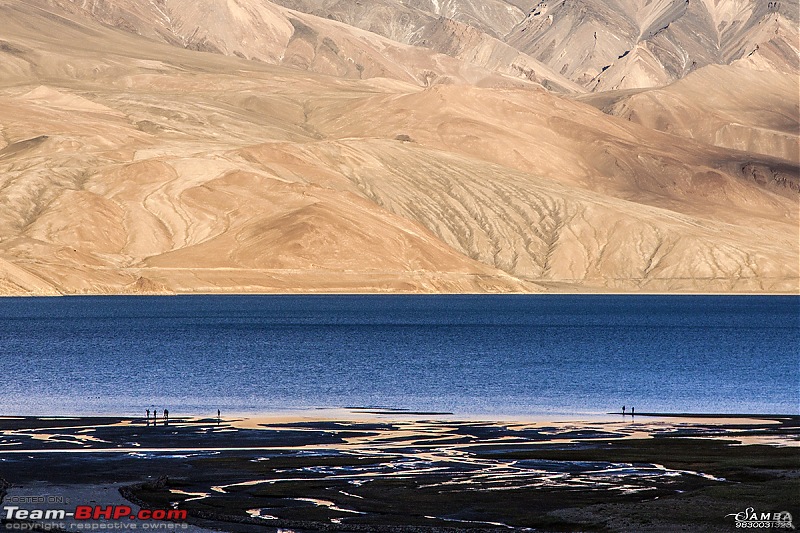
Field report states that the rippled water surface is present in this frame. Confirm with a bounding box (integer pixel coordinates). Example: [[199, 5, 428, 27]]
[[0, 295, 796, 416]]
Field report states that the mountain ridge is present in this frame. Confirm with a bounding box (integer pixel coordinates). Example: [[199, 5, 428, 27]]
[[0, 0, 796, 295]]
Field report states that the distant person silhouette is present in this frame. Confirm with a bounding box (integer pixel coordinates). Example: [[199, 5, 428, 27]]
[[622, 405, 626, 416], [164, 409, 169, 425], [217, 409, 221, 425], [631, 407, 635, 417], [153, 409, 158, 424], [146, 409, 150, 426]]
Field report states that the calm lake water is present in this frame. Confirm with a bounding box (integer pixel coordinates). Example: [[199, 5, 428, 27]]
[[0, 295, 797, 417]]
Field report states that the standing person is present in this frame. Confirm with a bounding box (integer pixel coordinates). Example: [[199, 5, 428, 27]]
[[146, 409, 150, 426], [217, 409, 221, 424], [153, 409, 158, 424], [164, 409, 169, 425], [622, 405, 626, 416], [631, 407, 635, 417]]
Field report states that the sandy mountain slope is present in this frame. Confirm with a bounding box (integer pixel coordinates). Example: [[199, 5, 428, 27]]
[[0, 0, 796, 295], [305, 83, 798, 208], [506, 0, 799, 90], [579, 65, 800, 163], [274, 0, 528, 40], [269, 0, 582, 92], [31, 0, 560, 90], [399, 0, 526, 38]]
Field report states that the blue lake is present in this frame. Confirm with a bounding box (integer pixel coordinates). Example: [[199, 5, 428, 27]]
[[0, 295, 797, 417]]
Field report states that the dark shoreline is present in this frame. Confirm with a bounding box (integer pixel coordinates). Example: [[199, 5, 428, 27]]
[[0, 413, 797, 532]]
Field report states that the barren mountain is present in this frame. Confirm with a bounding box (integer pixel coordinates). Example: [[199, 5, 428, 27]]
[[34, 0, 575, 90], [507, 0, 799, 90], [42, 0, 800, 93], [268, 0, 583, 91], [0, 0, 797, 295], [580, 64, 800, 163]]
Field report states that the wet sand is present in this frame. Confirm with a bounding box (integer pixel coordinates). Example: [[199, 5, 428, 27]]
[[0, 412, 798, 532]]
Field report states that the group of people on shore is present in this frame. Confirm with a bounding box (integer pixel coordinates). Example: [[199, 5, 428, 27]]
[[145, 408, 169, 426], [622, 405, 635, 416], [144, 409, 222, 425]]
